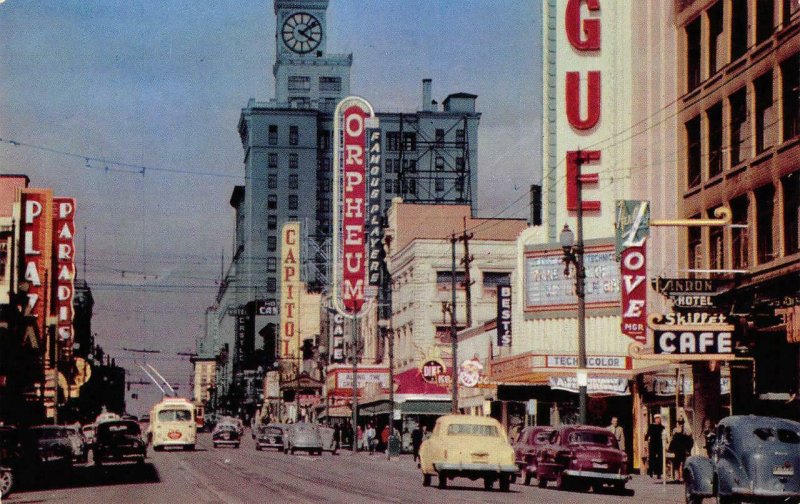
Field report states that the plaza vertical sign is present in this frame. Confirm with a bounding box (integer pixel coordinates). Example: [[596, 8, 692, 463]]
[[20, 188, 53, 349], [280, 221, 301, 358], [616, 200, 650, 344], [52, 198, 76, 352], [331, 97, 377, 318]]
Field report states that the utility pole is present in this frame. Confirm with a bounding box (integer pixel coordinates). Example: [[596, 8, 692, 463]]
[[351, 317, 358, 453], [575, 151, 588, 425], [450, 235, 459, 414], [459, 217, 475, 328]]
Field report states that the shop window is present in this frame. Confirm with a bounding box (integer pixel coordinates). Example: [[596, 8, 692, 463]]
[[731, 1, 749, 61], [783, 173, 799, 255], [756, 184, 776, 264], [289, 126, 299, 146], [708, 2, 724, 75], [435, 128, 445, 147], [755, 71, 775, 154], [289, 153, 298, 169], [688, 217, 702, 277], [269, 125, 278, 146], [269, 153, 278, 169], [782, 53, 800, 141], [686, 17, 701, 91], [707, 102, 723, 178], [709, 208, 725, 276], [386, 132, 400, 151], [268, 194, 277, 210], [729, 88, 748, 166], [268, 174, 277, 189], [731, 195, 750, 269], [402, 132, 416, 151], [756, 0, 775, 44], [289, 174, 298, 189], [686, 116, 702, 188]]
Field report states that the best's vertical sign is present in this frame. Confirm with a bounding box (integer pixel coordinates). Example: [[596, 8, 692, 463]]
[[52, 198, 76, 353], [280, 221, 301, 359], [497, 286, 512, 347]]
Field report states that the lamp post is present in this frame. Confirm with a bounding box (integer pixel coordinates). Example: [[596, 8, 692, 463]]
[[560, 223, 587, 424]]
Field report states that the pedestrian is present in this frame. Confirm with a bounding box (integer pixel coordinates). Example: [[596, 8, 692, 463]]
[[667, 418, 693, 482], [357, 425, 364, 451], [381, 424, 390, 452], [645, 414, 666, 479], [607, 416, 625, 452], [411, 425, 423, 464], [702, 418, 716, 457], [333, 423, 341, 451], [366, 423, 377, 454]]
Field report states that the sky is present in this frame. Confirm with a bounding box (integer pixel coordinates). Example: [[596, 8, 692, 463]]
[[0, 0, 541, 415]]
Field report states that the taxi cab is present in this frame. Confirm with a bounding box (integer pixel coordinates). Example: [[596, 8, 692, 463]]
[[419, 415, 517, 491]]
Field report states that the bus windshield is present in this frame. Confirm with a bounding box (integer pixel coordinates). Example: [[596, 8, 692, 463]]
[[157, 409, 192, 422]]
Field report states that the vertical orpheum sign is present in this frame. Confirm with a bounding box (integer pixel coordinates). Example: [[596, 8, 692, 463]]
[[332, 97, 377, 317], [52, 198, 76, 355], [280, 221, 301, 358], [366, 128, 382, 287], [20, 189, 53, 349]]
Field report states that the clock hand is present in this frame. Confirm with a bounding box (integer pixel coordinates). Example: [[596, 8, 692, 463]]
[[298, 21, 319, 39]]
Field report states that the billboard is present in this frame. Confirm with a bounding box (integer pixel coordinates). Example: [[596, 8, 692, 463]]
[[280, 221, 301, 359]]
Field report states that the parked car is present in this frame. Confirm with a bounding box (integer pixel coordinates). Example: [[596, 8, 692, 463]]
[[419, 415, 517, 491], [81, 424, 96, 448], [255, 424, 288, 451], [93, 420, 147, 466], [212, 423, 241, 448], [0, 426, 22, 498], [318, 425, 339, 454], [285, 422, 323, 455], [512, 425, 556, 486], [684, 415, 800, 504], [25, 426, 73, 470], [65, 425, 89, 463], [535, 425, 629, 493]]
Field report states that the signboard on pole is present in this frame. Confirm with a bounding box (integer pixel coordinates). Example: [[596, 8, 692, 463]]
[[497, 285, 512, 347], [366, 128, 383, 287], [52, 198, 76, 351], [331, 313, 345, 363], [280, 222, 301, 359], [615, 200, 650, 343]]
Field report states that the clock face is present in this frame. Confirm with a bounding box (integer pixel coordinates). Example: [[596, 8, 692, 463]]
[[281, 12, 322, 54]]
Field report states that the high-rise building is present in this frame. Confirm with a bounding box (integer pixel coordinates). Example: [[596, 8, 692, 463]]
[[203, 0, 482, 402]]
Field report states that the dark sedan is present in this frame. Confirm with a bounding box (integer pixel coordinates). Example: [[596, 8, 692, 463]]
[[256, 424, 287, 451], [535, 425, 629, 493], [25, 426, 74, 470], [93, 420, 147, 466], [512, 425, 556, 486]]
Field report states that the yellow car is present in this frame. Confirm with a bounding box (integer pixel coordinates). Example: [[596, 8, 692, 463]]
[[419, 414, 517, 491]]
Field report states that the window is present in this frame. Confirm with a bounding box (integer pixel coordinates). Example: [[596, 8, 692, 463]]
[[385, 159, 393, 174], [708, 1, 723, 75], [757, 0, 775, 44], [455, 176, 464, 193], [319, 98, 337, 112], [289, 126, 299, 146], [709, 207, 725, 275], [385, 198, 392, 209], [268, 174, 277, 189], [707, 102, 723, 178], [456, 157, 465, 172], [157, 409, 191, 422], [268, 194, 277, 210], [731, 195, 750, 269], [269, 153, 278, 168], [288, 215, 297, 221], [267, 277, 276, 292], [483, 272, 511, 289], [437, 271, 466, 290], [318, 131, 330, 150], [756, 184, 776, 264], [268, 215, 277, 230], [447, 424, 499, 437], [688, 217, 702, 275], [782, 53, 800, 141], [385, 178, 393, 193], [386, 132, 400, 151], [729, 88, 748, 166], [784, 0, 800, 26], [319, 76, 341, 93], [402, 132, 416, 151], [288, 194, 298, 210], [394, 180, 401, 194], [269, 125, 278, 145], [435, 128, 445, 147], [289, 174, 299, 189], [686, 17, 701, 91], [783, 173, 799, 255], [267, 257, 277, 273], [289, 153, 298, 169], [755, 71, 774, 153], [403, 159, 416, 173], [455, 129, 465, 147], [268, 237, 277, 251], [289, 97, 310, 109], [435, 179, 445, 192], [288, 76, 311, 91], [731, 1, 749, 60], [435, 156, 444, 171], [409, 179, 416, 194], [686, 116, 701, 188]]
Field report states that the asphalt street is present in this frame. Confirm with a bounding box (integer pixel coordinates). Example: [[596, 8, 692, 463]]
[[6, 431, 684, 503]]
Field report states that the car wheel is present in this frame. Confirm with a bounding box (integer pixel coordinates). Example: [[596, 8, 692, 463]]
[[0, 468, 14, 498], [438, 474, 447, 488], [290, 448, 295, 455], [484, 477, 494, 490], [499, 475, 511, 492], [422, 474, 431, 487], [94, 458, 102, 467], [523, 469, 533, 486], [716, 494, 739, 504], [185, 444, 195, 451], [255, 444, 262, 451], [556, 472, 570, 491], [684, 481, 702, 504], [137, 457, 145, 466], [537, 477, 547, 488]]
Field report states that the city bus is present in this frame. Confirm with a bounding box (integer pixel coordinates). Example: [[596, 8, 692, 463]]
[[149, 397, 197, 451]]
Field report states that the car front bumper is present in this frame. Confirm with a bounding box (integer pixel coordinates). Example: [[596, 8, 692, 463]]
[[562, 469, 631, 482], [729, 487, 800, 500]]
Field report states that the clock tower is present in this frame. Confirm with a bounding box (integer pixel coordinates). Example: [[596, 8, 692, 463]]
[[273, 0, 352, 107]]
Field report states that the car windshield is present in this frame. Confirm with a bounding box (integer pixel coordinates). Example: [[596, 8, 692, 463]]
[[157, 409, 192, 422], [568, 431, 618, 447], [35, 428, 67, 439], [265, 427, 282, 435], [98, 422, 141, 436], [753, 427, 800, 444], [446, 424, 499, 437]]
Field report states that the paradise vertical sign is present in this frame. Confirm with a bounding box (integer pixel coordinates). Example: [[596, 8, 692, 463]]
[[52, 198, 76, 354]]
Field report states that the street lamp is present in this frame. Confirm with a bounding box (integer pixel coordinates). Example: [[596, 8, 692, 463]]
[[560, 223, 588, 425]]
